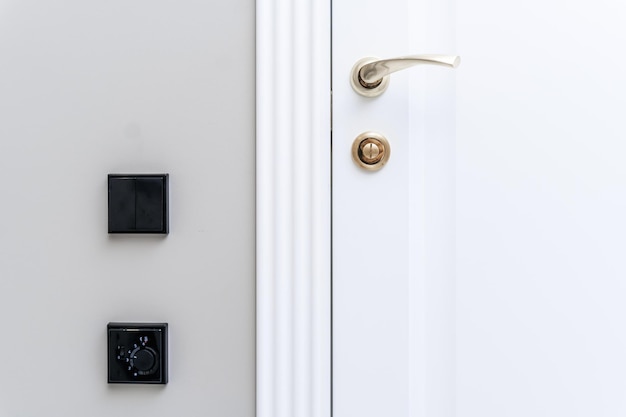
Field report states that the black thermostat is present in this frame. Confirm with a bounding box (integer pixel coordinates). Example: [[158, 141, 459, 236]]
[[107, 322, 168, 384], [108, 174, 169, 234]]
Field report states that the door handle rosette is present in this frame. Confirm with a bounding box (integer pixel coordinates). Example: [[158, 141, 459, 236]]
[[350, 55, 460, 97]]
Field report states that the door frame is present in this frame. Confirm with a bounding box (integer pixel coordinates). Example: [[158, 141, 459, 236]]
[[256, 0, 332, 416]]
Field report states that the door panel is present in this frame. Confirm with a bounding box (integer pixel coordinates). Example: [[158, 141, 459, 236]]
[[457, 1, 626, 416], [334, 0, 626, 416], [333, 0, 456, 416], [0, 1, 255, 415]]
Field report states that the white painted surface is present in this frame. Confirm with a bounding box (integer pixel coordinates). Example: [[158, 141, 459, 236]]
[[457, 1, 626, 416], [0, 1, 255, 416], [333, 0, 456, 415], [256, 0, 331, 416], [334, 0, 626, 415]]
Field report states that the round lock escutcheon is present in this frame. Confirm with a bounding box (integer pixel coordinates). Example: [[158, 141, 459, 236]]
[[352, 132, 390, 171]]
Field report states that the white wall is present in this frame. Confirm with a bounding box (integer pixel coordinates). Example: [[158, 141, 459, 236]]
[[0, 1, 255, 415]]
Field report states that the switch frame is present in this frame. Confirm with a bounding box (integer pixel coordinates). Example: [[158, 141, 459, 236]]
[[107, 322, 168, 384], [107, 174, 169, 234]]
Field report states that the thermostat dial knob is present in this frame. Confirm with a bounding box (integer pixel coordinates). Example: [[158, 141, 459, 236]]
[[130, 347, 157, 373]]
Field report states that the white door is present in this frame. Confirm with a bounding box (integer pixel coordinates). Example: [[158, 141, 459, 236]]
[[333, 0, 626, 416], [0, 2, 254, 415]]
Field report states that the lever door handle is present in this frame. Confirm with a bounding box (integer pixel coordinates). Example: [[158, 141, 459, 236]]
[[350, 55, 460, 97]]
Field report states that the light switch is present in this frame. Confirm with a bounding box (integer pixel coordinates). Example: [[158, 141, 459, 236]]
[[108, 174, 168, 234]]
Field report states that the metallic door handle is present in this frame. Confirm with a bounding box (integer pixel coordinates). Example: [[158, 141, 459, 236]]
[[350, 55, 460, 97]]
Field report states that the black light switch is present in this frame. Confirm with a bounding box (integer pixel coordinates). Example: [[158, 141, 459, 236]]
[[108, 174, 168, 234], [107, 322, 168, 384]]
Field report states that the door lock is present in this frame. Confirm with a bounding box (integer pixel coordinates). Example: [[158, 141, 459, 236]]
[[352, 132, 390, 171]]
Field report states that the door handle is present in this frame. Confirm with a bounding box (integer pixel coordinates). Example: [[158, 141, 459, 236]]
[[350, 55, 460, 97]]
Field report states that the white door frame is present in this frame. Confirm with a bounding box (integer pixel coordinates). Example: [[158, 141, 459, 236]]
[[256, 0, 332, 416]]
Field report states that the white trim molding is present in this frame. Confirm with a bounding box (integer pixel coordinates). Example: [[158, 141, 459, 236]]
[[256, 0, 331, 416]]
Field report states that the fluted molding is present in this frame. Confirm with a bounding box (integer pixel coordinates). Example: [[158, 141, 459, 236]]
[[256, 0, 331, 416]]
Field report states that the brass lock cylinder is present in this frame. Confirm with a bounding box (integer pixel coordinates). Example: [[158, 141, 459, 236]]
[[352, 132, 390, 171]]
